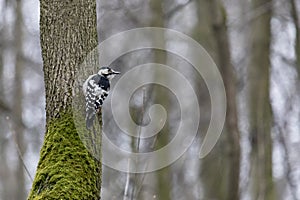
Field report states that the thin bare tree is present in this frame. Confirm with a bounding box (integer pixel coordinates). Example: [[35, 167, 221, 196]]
[[248, 0, 275, 199]]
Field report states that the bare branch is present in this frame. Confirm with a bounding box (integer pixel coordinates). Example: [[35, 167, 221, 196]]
[[228, 0, 286, 31], [164, 0, 193, 19], [123, 159, 131, 200], [7, 119, 33, 182]]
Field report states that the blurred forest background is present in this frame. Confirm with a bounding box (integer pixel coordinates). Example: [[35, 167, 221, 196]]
[[0, 0, 299, 199]]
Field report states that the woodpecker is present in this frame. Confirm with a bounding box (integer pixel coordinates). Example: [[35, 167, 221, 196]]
[[83, 66, 120, 130]]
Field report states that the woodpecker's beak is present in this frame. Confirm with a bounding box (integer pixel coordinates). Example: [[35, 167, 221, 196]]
[[111, 69, 120, 75]]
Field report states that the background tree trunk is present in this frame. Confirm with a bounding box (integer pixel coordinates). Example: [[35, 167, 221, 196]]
[[0, 8, 10, 200], [289, 0, 300, 76], [194, 0, 241, 199], [28, 0, 101, 199], [13, 0, 26, 198], [209, 1, 241, 199], [248, 0, 275, 199], [193, 1, 221, 199], [149, 1, 171, 199]]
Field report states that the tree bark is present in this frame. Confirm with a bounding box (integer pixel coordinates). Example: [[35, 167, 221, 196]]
[[0, 9, 10, 200], [14, 0, 26, 199], [193, 1, 222, 199], [28, 0, 101, 199], [248, 0, 275, 199], [149, 1, 171, 199], [209, 1, 241, 200], [194, 0, 241, 199], [0, 13, 3, 97], [289, 0, 300, 76]]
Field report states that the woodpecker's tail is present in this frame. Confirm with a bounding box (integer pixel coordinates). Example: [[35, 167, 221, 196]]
[[86, 109, 95, 130]]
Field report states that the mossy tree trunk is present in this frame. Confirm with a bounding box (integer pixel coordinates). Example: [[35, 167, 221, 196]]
[[248, 0, 275, 199], [28, 1, 101, 199]]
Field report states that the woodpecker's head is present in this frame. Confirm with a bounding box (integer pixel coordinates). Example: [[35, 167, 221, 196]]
[[98, 66, 120, 80]]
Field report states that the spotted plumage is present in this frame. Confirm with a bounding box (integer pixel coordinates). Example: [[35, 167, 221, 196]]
[[83, 66, 120, 130]]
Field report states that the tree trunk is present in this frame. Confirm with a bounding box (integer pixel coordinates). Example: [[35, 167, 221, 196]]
[[0, 13, 3, 97], [193, 1, 222, 199], [194, 0, 241, 199], [248, 0, 275, 199], [209, 1, 241, 200], [149, 1, 171, 199], [0, 10, 11, 200], [14, 0, 26, 199], [289, 0, 300, 76], [28, 1, 101, 199]]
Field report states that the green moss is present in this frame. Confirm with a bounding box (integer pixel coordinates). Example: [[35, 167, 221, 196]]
[[28, 112, 101, 200]]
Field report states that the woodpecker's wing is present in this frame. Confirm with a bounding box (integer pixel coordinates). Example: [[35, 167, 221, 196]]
[[99, 76, 110, 91], [83, 74, 102, 129], [82, 74, 95, 96], [83, 74, 112, 130]]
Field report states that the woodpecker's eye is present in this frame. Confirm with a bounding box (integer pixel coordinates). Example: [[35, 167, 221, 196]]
[[101, 69, 109, 75]]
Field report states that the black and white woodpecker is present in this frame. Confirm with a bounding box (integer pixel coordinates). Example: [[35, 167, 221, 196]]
[[83, 66, 120, 130]]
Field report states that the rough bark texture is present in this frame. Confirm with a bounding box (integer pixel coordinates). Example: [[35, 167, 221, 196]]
[[28, 0, 101, 199], [41, 0, 98, 123], [248, 0, 275, 199], [209, 1, 241, 200]]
